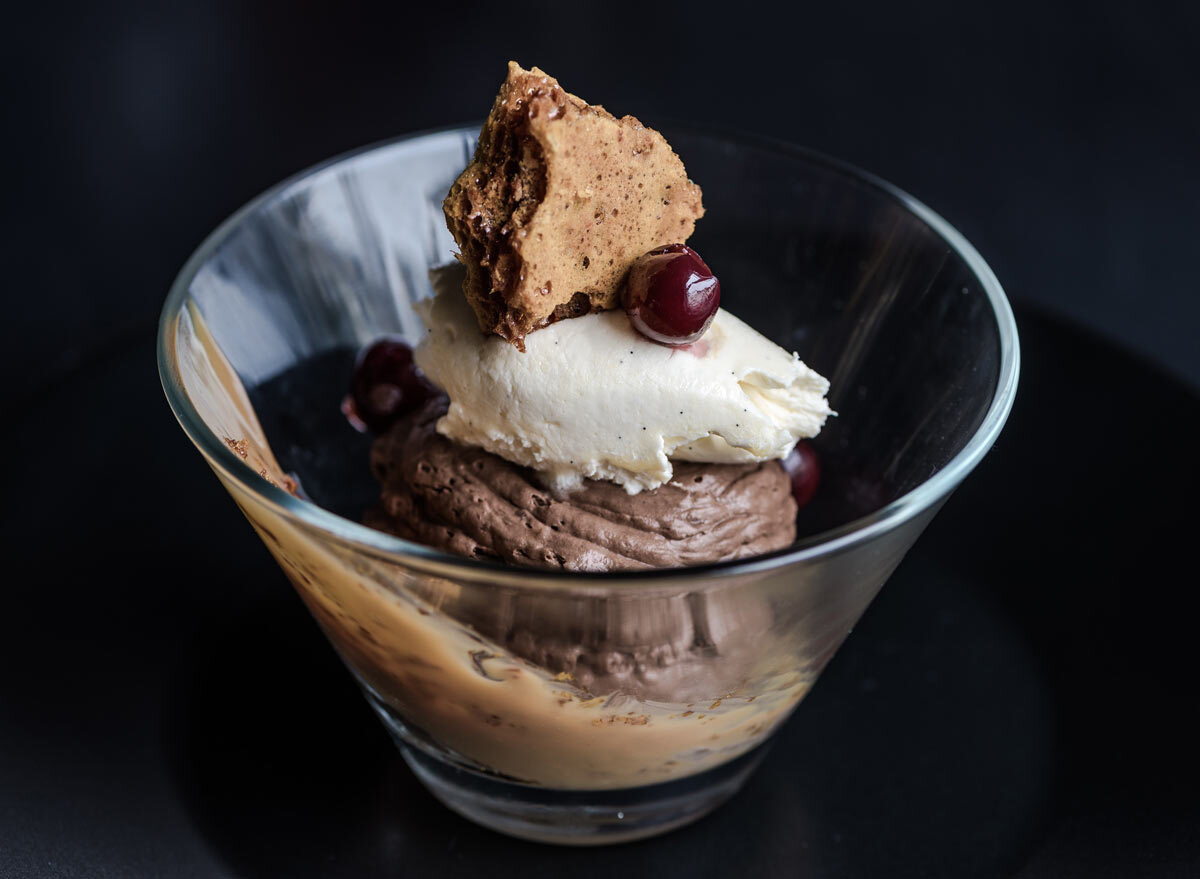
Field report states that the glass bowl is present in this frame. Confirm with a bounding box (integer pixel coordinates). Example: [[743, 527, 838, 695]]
[[158, 125, 1018, 845]]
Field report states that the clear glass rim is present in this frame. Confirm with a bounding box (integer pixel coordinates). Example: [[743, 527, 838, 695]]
[[157, 123, 1020, 586]]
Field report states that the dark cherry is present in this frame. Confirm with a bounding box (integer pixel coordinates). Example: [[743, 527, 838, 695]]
[[344, 338, 436, 433], [782, 441, 821, 509], [622, 243, 721, 346]]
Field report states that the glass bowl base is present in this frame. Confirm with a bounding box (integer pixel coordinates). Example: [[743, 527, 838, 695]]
[[364, 685, 769, 845]]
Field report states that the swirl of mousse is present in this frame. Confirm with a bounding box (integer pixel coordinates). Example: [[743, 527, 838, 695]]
[[366, 396, 798, 572], [413, 263, 833, 495]]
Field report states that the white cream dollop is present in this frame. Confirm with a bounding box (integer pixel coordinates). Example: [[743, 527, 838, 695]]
[[414, 270, 833, 494]]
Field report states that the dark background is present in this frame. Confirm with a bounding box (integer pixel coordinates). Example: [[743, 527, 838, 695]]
[[5, 0, 1200, 403], [3, 1, 1199, 877]]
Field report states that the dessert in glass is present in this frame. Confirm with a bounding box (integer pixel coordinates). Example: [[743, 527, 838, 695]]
[[158, 64, 1018, 844]]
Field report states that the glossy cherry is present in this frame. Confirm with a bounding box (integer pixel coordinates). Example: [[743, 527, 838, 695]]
[[782, 441, 821, 509], [344, 338, 436, 433], [622, 243, 721, 346]]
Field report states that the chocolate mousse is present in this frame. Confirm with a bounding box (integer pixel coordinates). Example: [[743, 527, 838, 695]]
[[366, 398, 798, 572], [444, 62, 705, 349]]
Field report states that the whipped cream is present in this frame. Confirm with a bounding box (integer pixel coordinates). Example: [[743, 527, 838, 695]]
[[415, 266, 832, 493]]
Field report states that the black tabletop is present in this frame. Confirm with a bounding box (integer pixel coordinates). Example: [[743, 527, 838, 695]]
[[2, 303, 1197, 878]]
